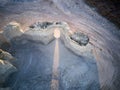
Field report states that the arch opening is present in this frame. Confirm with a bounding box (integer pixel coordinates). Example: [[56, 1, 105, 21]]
[[54, 29, 60, 39]]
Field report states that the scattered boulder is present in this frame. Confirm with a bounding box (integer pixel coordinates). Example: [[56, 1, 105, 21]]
[[3, 22, 23, 42], [0, 60, 17, 86], [70, 32, 89, 46]]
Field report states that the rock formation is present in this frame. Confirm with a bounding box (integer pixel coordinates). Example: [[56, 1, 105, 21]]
[[0, 34, 10, 51], [3, 21, 92, 58], [0, 49, 17, 89], [0, 60, 17, 86], [23, 22, 55, 45], [3, 22, 23, 42], [0, 0, 119, 89], [0, 49, 16, 66]]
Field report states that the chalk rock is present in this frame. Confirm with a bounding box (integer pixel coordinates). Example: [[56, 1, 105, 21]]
[[3, 22, 23, 41], [24, 22, 55, 45]]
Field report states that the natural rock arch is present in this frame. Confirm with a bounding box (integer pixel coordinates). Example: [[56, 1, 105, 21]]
[[3, 21, 92, 58]]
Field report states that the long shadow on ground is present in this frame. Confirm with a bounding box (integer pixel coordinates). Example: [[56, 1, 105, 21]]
[[6, 38, 100, 90]]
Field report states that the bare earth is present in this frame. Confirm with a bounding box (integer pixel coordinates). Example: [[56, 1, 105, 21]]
[[0, 0, 120, 90]]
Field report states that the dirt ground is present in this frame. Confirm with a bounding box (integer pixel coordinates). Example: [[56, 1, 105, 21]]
[[0, 0, 120, 90]]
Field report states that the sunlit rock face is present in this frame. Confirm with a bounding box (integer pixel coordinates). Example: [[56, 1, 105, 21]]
[[0, 49, 17, 89], [0, 49, 16, 65], [0, 0, 120, 90]]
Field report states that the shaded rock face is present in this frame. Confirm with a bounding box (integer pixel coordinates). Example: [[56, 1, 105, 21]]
[[0, 34, 10, 51], [1, 20, 119, 89], [70, 32, 89, 46]]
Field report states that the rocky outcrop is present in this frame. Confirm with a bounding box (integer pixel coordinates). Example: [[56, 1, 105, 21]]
[[3, 22, 23, 42], [0, 49, 16, 66], [3, 21, 93, 58]]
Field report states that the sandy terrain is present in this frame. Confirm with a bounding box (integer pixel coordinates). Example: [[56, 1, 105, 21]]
[[0, 0, 120, 90]]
